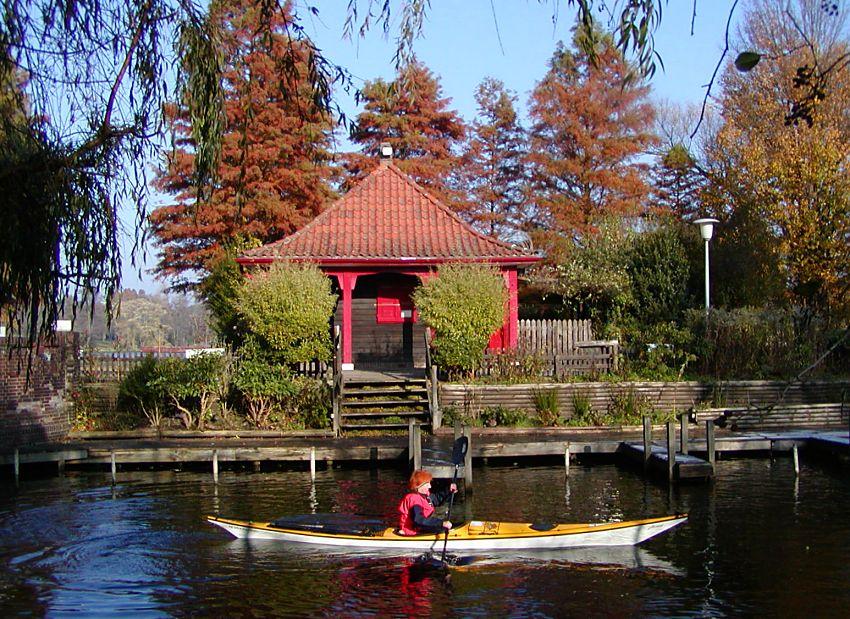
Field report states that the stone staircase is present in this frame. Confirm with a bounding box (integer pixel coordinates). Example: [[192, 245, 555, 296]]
[[338, 371, 430, 432]]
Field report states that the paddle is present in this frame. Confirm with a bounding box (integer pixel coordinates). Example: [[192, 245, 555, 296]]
[[440, 436, 468, 563]]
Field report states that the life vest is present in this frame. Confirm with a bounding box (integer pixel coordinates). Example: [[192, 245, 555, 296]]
[[398, 492, 434, 536]]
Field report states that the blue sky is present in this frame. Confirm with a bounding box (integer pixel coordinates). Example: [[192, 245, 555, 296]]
[[123, 1, 742, 293]]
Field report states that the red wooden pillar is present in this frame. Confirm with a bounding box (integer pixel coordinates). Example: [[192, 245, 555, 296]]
[[503, 268, 518, 349], [340, 273, 358, 369]]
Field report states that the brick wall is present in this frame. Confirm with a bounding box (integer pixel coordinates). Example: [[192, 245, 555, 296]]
[[0, 333, 80, 450]]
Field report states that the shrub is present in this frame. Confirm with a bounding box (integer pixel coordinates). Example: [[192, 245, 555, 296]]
[[413, 263, 507, 377], [623, 320, 696, 380], [481, 406, 528, 427], [233, 355, 296, 429], [151, 353, 224, 430], [607, 388, 655, 425], [570, 390, 594, 423], [532, 387, 561, 426], [117, 355, 166, 429], [287, 378, 331, 429], [237, 262, 337, 363]]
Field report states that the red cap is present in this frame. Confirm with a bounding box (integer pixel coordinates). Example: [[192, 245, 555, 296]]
[[408, 470, 433, 491]]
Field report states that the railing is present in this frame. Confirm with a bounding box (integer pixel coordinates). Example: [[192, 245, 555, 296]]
[[331, 325, 342, 436]]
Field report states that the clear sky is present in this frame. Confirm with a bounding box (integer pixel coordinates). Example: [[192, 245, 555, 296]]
[[122, 0, 743, 293]]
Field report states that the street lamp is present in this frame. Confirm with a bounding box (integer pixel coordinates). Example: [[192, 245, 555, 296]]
[[694, 218, 720, 312]]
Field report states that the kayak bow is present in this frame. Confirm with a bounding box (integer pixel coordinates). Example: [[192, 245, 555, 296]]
[[206, 513, 687, 551]]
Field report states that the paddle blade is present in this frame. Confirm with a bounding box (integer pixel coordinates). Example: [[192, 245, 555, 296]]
[[451, 436, 469, 465]]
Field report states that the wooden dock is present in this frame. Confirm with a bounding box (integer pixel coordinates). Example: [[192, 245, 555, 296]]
[[3, 425, 848, 485]]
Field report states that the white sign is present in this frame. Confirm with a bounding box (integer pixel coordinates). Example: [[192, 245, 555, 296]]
[[55, 320, 73, 332]]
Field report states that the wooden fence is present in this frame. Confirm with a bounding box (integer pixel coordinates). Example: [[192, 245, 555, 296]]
[[476, 319, 618, 378], [80, 352, 329, 382]]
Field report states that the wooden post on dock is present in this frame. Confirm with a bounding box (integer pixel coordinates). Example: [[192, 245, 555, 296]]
[[706, 420, 716, 467], [679, 413, 689, 455], [310, 447, 316, 481], [564, 443, 570, 477], [13, 448, 19, 486], [212, 450, 219, 484], [110, 450, 117, 484], [792, 444, 800, 476], [413, 424, 422, 471], [666, 422, 676, 482], [642, 416, 652, 470], [463, 425, 473, 493]]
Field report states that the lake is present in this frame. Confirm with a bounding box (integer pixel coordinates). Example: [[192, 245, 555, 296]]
[[1, 456, 849, 617]]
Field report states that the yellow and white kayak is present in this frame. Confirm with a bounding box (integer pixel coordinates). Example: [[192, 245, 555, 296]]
[[206, 513, 687, 551]]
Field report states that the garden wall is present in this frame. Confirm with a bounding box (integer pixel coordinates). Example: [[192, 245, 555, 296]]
[[440, 379, 850, 418], [0, 333, 79, 450]]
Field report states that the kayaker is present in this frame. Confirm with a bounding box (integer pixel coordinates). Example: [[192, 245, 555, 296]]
[[397, 470, 458, 536]]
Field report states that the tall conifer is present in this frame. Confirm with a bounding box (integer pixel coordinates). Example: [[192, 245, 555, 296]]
[[150, 0, 337, 291]]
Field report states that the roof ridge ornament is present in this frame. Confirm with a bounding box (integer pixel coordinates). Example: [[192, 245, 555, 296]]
[[379, 142, 393, 162]]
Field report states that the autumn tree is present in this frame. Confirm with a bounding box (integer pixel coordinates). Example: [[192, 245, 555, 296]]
[[459, 77, 528, 239], [701, 0, 850, 319], [149, 0, 337, 291], [527, 29, 657, 243], [346, 59, 466, 208]]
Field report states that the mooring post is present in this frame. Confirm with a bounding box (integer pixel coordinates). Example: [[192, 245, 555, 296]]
[[413, 424, 422, 471], [13, 448, 19, 487], [310, 446, 316, 481], [564, 443, 570, 478], [679, 413, 689, 455], [463, 425, 473, 493], [110, 450, 117, 485], [793, 444, 800, 476], [706, 420, 716, 467], [642, 416, 652, 470], [408, 419, 415, 470], [212, 449, 219, 484], [57, 458, 65, 476], [666, 421, 676, 483]]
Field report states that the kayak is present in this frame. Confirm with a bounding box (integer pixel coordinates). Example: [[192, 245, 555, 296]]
[[206, 513, 687, 551]]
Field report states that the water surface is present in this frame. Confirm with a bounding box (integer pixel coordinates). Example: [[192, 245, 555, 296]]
[[1, 457, 848, 617]]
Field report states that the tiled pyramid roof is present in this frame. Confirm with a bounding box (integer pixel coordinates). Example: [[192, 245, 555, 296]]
[[239, 162, 539, 266]]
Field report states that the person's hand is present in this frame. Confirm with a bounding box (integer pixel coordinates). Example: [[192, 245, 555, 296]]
[[442, 520, 453, 531], [449, 483, 458, 493]]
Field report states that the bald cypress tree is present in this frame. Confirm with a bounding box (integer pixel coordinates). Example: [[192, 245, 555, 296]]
[[150, 0, 337, 291]]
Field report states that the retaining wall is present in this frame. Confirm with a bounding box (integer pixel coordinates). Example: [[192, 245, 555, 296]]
[[0, 333, 79, 450]]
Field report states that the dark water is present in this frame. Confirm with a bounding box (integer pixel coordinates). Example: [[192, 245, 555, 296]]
[[1, 457, 849, 617]]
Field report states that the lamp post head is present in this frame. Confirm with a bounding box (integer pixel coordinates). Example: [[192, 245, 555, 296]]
[[380, 142, 393, 160], [694, 217, 720, 241]]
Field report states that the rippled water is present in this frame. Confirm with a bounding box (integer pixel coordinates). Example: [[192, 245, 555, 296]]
[[1, 456, 849, 617]]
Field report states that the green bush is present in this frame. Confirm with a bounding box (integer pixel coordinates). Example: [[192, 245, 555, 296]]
[[622, 320, 696, 380], [413, 263, 507, 377], [151, 353, 224, 430], [117, 355, 166, 429], [285, 377, 331, 429], [233, 354, 296, 429], [481, 406, 528, 427], [532, 387, 561, 426], [607, 388, 656, 425], [237, 262, 337, 363], [627, 222, 691, 324], [686, 307, 827, 379]]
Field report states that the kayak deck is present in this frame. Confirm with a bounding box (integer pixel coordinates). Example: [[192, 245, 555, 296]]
[[207, 513, 687, 550]]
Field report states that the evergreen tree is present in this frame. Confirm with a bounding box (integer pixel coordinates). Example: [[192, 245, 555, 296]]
[[460, 77, 528, 240], [346, 59, 466, 208], [527, 30, 657, 243], [149, 0, 337, 291]]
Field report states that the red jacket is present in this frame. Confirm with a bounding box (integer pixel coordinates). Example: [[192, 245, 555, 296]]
[[397, 492, 436, 536]]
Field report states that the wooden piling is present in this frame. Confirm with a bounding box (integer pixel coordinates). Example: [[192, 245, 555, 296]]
[[706, 420, 716, 466], [413, 424, 422, 471], [310, 447, 316, 481], [110, 450, 117, 484], [564, 443, 570, 477], [680, 413, 689, 455], [666, 422, 676, 482], [13, 448, 19, 486], [793, 444, 800, 476], [462, 426, 473, 492], [642, 416, 652, 470], [212, 450, 219, 484]]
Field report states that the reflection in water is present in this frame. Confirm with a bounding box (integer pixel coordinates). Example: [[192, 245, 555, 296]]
[[1, 459, 849, 616]]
